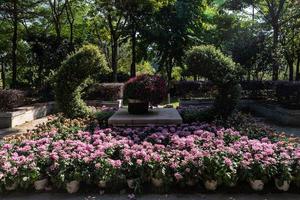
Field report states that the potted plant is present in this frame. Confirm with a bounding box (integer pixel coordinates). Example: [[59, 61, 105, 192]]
[[201, 156, 221, 191], [293, 159, 300, 188], [177, 162, 200, 187], [34, 178, 48, 191], [94, 159, 117, 189], [52, 161, 83, 194], [33, 157, 51, 191], [244, 162, 272, 191], [122, 160, 143, 190], [65, 167, 82, 194], [220, 156, 239, 187], [124, 74, 167, 114], [151, 168, 166, 188], [3, 166, 19, 191], [274, 162, 292, 191]]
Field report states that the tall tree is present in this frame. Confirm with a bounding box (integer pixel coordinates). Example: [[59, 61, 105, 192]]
[[47, 0, 67, 41], [92, 0, 127, 82], [119, 0, 167, 77], [144, 0, 203, 99], [0, 0, 40, 88], [280, 0, 300, 81]]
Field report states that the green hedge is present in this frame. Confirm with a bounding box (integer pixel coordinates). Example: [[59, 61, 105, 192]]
[[186, 45, 242, 116], [55, 44, 110, 118]]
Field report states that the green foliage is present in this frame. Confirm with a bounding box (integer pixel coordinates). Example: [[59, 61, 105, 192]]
[[55, 44, 109, 118], [95, 110, 115, 127], [186, 45, 242, 116], [179, 107, 216, 123]]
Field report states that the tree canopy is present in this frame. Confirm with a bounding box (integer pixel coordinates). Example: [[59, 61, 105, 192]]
[[0, 0, 300, 90]]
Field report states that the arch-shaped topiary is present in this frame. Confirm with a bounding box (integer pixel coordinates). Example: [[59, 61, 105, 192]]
[[186, 45, 242, 116], [55, 44, 110, 118]]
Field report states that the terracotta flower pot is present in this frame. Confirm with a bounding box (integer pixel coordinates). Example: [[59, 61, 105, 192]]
[[66, 180, 80, 194], [249, 180, 264, 191], [151, 177, 163, 187], [34, 178, 48, 191], [5, 182, 18, 191], [275, 179, 290, 192], [186, 179, 197, 186], [227, 182, 237, 188], [127, 179, 136, 189], [128, 99, 149, 114], [204, 180, 218, 191], [98, 180, 107, 188]]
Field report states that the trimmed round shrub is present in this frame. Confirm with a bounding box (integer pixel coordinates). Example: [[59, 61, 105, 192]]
[[55, 44, 109, 118], [186, 45, 242, 116]]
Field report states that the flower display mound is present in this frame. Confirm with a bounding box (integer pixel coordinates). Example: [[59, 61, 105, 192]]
[[124, 74, 167, 114], [1, 122, 300, 194]]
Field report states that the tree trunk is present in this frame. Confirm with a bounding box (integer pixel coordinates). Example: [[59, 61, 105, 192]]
[[130, 23, 136, 78], [111, 39, 118, 82], [284, 52, 294, 81], [167, 60, 173, 104], [288, 60, 294, 81], [296, 56, 300, 81], [272, 24, 279, 81], [11, 0, 18, 88], [55, 23, 61, 41], [69, 22, 74, 50], [1, 62, 5, 89]]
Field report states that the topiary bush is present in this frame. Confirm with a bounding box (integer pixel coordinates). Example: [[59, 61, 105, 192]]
[[55, 44, 110, 118], [186, 45, 242, 116]]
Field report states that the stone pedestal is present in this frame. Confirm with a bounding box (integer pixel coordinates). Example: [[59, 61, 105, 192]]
[[108, 108, 182, 126]]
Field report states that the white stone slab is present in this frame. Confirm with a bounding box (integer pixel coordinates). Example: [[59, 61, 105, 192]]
[[0, 102, 55, 129], [108, 108, 182, 126]]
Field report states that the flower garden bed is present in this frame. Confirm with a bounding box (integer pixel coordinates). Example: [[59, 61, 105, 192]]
[[0, 114, 300, 194]]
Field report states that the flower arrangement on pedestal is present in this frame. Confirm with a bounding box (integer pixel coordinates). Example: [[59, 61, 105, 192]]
[[123, 74, 167, 114]]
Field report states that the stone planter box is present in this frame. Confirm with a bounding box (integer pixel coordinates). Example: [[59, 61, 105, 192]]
[[240, 100, 300, 126], [86, 100, 122, 108], [108, 108, 182, 127], [179, 98, 213, 107], [0, 102, 55, 129]]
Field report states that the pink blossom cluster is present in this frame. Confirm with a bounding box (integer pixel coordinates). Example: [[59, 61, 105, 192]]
[[0, 124, 299, 191]]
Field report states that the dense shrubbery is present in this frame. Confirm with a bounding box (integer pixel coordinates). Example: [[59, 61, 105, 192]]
[[55, 44, 110, 118], [276, 82, 300, 109], [124, 74, 167, 105], [85, 83, 124, 101], [241, 81, 300, 109], [186, 45, 242, 116], [240, 80, 276, 100], [177, 106, 216, 123], [0, 90, 26, 111], [171, 81, 214, 99], [0, 119, 299, 193]]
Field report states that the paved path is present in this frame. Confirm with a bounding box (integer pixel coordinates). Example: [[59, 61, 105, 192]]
[[255, 117, 300, 137], [1, 193, 300, 200], [0, 117, 48, 139], [264, 122, 300, 137]]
